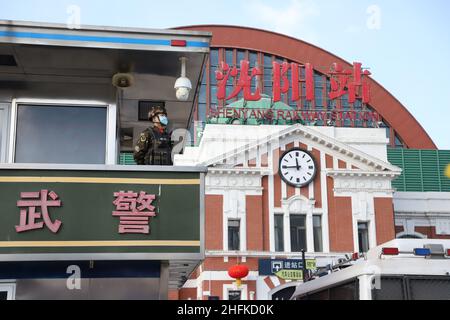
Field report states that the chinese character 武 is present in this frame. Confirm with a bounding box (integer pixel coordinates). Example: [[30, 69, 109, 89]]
[[16, 190, 62, 233], [112, 191, 156, 234]]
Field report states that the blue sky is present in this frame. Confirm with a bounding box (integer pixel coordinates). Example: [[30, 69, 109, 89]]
[[1, 0, 449, 149]]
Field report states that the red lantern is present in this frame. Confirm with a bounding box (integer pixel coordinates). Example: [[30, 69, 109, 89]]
[[228, 264, 249, 287]]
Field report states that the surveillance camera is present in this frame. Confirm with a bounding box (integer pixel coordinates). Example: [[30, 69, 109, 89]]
[[174, 76, 192, 101], [112, 73, 134, 88], [176, 86, 190, 101]]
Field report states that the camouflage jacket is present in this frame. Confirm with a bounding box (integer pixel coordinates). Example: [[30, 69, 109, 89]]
[[133, 127, 173, 165]]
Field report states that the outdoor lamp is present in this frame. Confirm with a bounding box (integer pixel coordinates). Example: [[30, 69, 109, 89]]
[[228, 264, 249, 287], [174, 57, 192, 101]]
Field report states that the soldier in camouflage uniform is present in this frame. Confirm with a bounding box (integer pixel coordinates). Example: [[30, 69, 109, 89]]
[[133, 106, 173, 165]]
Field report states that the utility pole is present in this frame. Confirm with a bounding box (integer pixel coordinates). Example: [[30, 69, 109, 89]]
[[301, 249, 308, 282]]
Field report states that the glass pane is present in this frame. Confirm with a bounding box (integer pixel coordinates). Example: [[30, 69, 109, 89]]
[[358, 222, 369, 253], [211, 86, 218, 104], [237, 50, 245, 65], [210, 67, 217, 85], [210, 49, 219, 66], [226, 49, 233, 65], [372, 277, 405, 300], [228, 219, 240, 250], [199, 85, 207, 103], [313, 216, 323, 252], [395, 134, 404, 147], [307, 290, 329, 300], [228, 290, 241, 300], [275, 215, 284, 252], [249, 52, 258, 67], [15, 105, 106, 164], [290, 215, 306, 252], [329, 281, 358, 300], [198, 103, 207, 123], [408, 277, 450, 300], [264, 54, 272, 67], [0, 291, 7, 300]]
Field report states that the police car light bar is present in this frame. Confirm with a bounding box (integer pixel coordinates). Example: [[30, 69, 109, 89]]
[[413, 248, 431, 257], [381, 248, 399, 256]]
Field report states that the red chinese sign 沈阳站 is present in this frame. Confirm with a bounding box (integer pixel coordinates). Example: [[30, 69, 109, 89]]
[[215, 60, 371, 104]]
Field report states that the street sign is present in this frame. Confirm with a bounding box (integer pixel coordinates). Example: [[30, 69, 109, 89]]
[[258, 258, 316, 280], [275, 269, 304, 281]]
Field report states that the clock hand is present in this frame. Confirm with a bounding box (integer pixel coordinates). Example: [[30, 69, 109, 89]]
[[296, 158, 301, 171], [282, 165, 298, 169]]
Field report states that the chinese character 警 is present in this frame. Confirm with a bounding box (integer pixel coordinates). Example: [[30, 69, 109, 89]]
[[16, 190, 62, 233], [112, 191, 156, 234]]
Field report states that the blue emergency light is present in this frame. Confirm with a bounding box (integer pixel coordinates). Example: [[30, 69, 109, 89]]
[[413, 248, 431, 256]]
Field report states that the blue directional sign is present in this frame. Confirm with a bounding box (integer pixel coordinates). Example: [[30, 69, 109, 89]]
[[258, 259, 316, 276]]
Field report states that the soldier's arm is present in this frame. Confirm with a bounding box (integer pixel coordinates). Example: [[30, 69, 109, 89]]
[[133, 132, 150, 165]]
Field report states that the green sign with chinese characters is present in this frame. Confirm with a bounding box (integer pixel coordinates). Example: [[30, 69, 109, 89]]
[[275, 270, 304, 281], [305, 259, 316, 270], [0, 167, 204, 259]]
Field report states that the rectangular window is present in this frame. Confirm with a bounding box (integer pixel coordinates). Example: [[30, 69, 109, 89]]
[[228, 219, 240, 251], [225, 49, 234, 65], [228, 290, 241, 300], [249, 52, 258, 67], [313, 216, 323, 252], [274, 214, 284, 252], [210, 49, 219, 67], [15, 104, 107, 164], [358, 222, 370, 253], [290, 215, 306, 252], [0, 284, 15, 300], [237, 50, 245, 65]]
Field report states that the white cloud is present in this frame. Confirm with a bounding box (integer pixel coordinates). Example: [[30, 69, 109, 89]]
[[245, 0, 320, 42]]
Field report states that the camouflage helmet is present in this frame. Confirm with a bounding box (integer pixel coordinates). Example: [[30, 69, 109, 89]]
[[148, 105, 167, 121]]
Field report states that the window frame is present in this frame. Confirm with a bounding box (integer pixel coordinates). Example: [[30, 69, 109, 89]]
[[358, 221, 370, 253], [0, 103, 10, 163], [227, 219, 241, 251], [8, 99, 116, 165], [274, 214, 284, 252], [313, 215, 323, 253], [0, 283, 16, 300], [223, 284, 248, 301], [290, 214, 307, 253]]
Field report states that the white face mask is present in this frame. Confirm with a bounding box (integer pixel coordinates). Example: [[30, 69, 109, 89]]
[[158, 115, 168, 126]]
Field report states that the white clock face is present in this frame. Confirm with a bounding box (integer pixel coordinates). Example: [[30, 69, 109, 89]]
[[279, 148, 317, 188]]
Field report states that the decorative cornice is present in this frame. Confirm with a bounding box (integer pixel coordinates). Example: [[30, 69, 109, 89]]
[[327, 169, 401, 179], [207, 167, 270, 176], [202, 124, 402, 173]]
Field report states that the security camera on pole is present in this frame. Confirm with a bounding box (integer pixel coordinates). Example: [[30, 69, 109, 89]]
[[174, 57, 192, 101]]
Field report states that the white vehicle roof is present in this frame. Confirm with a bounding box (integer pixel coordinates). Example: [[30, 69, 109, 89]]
[[292, 239, 450, 298]]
